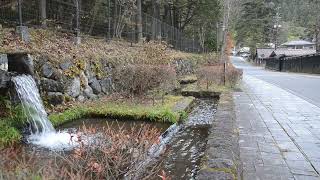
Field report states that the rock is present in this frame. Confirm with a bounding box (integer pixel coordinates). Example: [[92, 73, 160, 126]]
[[41, 78, 63, 92], [0, 54, 8, 71], [100, 78, 113, 94], [51, 69, 66, 81], [16, 26, 30, 43], [80, 71, 89, 87], [84, 86, 97, 99], [77, 95, 85, 102], [7, 53, 34, 76], [0, 70, 10, 89], [42, 63, 54, 78], [85, 63, 96, 82], [59, 60, 73, 70], [47, 92, 64, 105], [66, 77, 81, 98], [89, 78, 102, 94]]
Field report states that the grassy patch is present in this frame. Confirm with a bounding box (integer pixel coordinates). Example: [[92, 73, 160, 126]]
[[0, 121, 22, 147], [49, 96, 193, 127], [0, 96, 193, 147], [0, 103, 28, 147], [182, 83, 230, 93]]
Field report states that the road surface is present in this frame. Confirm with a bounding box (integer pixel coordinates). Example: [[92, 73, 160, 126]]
[[232, 56, 320, 107]]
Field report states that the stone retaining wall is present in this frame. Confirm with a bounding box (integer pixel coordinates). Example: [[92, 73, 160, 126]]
[[0, 53, 114, 105], [197, 92, 242, 180]]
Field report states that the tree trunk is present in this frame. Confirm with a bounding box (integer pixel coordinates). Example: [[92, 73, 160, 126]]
[[137, 0, 143, 42], [151, 0, 156, 40], [40, 0, 47, 28], [88, 0, 103, 35]]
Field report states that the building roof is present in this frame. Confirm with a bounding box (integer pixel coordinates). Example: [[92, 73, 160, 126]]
[[271, 49, 316, 57], [281, 40, 315, 46], [256, 48, 275, 59]]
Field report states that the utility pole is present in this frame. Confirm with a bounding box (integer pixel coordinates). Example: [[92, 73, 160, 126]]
[[221, 0, 231, 86]]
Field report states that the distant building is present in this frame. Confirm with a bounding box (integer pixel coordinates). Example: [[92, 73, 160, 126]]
[[280, 40, 316, 50], [256, 48, 274, 59], [270, 49, 317, 57], [254, 47, 317, 66]]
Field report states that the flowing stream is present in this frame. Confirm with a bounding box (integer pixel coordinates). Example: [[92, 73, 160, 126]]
[[12, 75, 79, 151], [128, 99, 217, 179]]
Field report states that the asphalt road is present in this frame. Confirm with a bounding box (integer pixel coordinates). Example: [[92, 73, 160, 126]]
[[232, 56, 320, 108]]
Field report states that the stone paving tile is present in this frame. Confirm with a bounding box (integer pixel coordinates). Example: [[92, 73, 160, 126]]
[[235, 75, 320, 179]]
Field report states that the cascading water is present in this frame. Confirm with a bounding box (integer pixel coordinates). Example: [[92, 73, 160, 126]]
[[12, 75, 80, 150], [12, 75, 55, 134]]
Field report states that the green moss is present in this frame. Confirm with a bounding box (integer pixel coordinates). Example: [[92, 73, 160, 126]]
[[0, 105, 34, 147], [200, 167, 237, 180], [0, 96, 193, 147], [182, 83, 230, 93], [0, 121, 22, 147], [49, 96, 192, 127]]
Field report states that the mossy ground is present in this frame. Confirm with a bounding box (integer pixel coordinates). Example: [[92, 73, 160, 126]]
[[49, 95, 192, 126], [0, 95, 193, 147]]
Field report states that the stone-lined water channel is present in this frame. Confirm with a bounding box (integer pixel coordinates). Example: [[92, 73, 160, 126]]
[[161, 99, 217, 179], [1, 98, 217, 179]]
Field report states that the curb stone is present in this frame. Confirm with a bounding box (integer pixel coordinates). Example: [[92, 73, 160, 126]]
[[197, 92, 242, 180]]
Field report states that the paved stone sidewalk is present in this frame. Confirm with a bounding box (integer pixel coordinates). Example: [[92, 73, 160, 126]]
[[235, 75, 320, 180]]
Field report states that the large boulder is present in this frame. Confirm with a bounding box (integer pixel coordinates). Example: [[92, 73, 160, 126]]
[[59, 60, 73, 70], [41, 78, 63, 92], [100, 77, 113, 94], [47, 92, 64, 105], [0, 70, 10, 89], [83, 86, 97, 99], [89, 78, 102, 94], [41, 63, 54, 78], [65, 77, 81, 98]]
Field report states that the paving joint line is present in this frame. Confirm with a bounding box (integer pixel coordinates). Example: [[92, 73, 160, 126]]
[[242, 76, 320, 177]]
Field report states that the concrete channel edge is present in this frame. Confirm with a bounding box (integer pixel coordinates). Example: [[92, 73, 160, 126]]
[[197, 92, 242, 180]]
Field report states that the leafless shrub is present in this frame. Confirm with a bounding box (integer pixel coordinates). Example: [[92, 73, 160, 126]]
[[114, 64, 177, 96], [226, 65, 243, 88], [0, 123, 164, 179], [196, 63, 242, 88]]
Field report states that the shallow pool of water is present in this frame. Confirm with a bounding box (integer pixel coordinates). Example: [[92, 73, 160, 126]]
[[60, 118, 170, 132]]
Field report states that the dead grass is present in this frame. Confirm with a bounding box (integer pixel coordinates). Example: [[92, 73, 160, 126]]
[[0, 123, 165, 179], [0, 27, 208, 66]]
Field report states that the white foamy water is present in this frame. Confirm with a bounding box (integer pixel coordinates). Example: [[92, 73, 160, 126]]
[[12, 75, 84, 151], [28, 131, 81, 151]]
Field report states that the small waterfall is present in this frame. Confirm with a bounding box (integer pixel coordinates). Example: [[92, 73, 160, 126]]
[[12, 75, 55, 134], [12, 75, 81, 150]]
